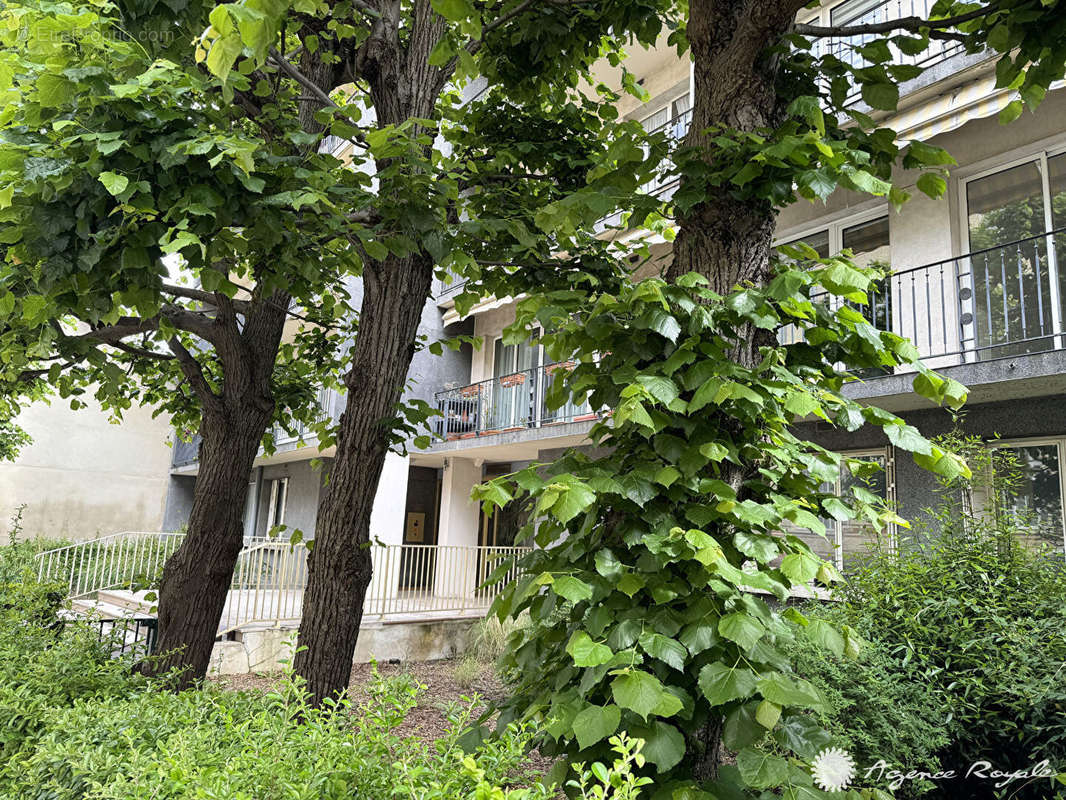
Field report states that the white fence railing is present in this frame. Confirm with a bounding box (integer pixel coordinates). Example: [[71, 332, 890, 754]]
[[35, 534, 530, 634]]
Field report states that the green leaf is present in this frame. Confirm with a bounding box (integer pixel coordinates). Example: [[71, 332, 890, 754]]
[[98, 172, 129, 196], [638, 631, 688, 671], [861, 81, 899, 111], [916, 172, 947, 199], [629, 720, 685, 770], [430, 0, 474, 22], [884, 422, 931, 454], [37, 74, 74, 107], [572, 704, 620, 750], [697, 662, 758, 706], [736, 748, 789, 789], [755, 699, 781, 730], [806, 619, 845, 658], [999, 99, 1024, 124], [550, 480, 596, 524], [780, 552, 820, 584], [756, 672, 826, 712], [648, 309, 681, 342], [611, 670, 683, 720], [566, 631, 614, 667], [553, 575, 593, 605], [718, 613, 764, 651]]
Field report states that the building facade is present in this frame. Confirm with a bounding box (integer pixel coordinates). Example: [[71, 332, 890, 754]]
[[163, 0, 1066, 580], [2, 396, 173, 540]]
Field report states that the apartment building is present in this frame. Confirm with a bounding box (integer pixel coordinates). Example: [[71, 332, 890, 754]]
[[162, 0, 1066, 604]]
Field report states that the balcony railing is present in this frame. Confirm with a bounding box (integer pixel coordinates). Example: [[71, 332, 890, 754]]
[[813, 0, 966, 104], [434, 362, 598, 439], [781, 229, 1066, 368]]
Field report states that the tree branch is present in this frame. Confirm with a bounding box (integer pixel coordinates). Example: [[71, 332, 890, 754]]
[[267, 49, 369, 150], [167, 336, 223, 411], [794, 3, 995, 39]]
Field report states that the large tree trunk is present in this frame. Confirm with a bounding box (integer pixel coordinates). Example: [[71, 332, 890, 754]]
[[667, 0, 808, 780], [294, 254, 435, 703], [145, 292, 289, 688], [148, 411, 271, 685]]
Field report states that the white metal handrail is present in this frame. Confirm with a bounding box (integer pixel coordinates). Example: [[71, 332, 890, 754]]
[[36, 534, 531, 634]]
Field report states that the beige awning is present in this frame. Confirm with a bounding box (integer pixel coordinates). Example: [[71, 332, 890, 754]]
[[890, 74, 1064, 142]]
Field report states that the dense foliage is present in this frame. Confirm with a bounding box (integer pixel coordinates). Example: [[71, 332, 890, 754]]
[[795, 435, 1066, 799], [475, 267, 968, 797]]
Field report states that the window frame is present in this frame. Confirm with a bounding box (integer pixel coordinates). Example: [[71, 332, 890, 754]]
[[265, 476, 288, 532], [776, 205, 890, 257], [988, 436, 1066, 558], [828, 447, 896, 571]]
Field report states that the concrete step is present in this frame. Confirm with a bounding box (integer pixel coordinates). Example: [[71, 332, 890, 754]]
[[71, 598, 145, 619], [96, 589, 155, 615]]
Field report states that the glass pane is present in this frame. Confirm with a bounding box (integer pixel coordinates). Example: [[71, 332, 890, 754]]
[[1002, 444, 1065, 552], [844, 215, 892, 329], [840, 456, 888, 570], [831, 0, 886, 26], [672, 93, 691, 116], [640, 105, 670, 134], [967, 162, 1053, 358]]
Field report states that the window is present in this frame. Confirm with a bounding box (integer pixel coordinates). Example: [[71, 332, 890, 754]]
[[992, 439, 1066, 554], [781, 450, 894, 571], [265, 477, 288, 531], [809, 0, 958, 76], [242, 479, 258, 540], [639, 93, 691, 136], [777, 213, 892, 358], [962, 151, 1066, 358]]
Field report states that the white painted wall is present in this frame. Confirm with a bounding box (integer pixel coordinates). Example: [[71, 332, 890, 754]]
[[0, 397, 171, 540], [369, 451, 410, 546], [435, 456, 483, 599]]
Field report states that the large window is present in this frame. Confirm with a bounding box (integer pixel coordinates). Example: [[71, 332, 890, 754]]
[[993, 439, 1066, 554], [962, 150, 1066, 358], [777, 213, 892, 355], [782, 450, 894, 572]]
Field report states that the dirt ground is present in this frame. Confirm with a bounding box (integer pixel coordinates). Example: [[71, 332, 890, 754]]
[[212, 659, 556, 777]]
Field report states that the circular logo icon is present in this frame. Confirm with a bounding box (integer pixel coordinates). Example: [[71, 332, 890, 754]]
[[811, 747, 856, 792]]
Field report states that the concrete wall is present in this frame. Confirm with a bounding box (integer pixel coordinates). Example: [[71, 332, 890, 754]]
[[161, 475, 195, 532], [0, 397, 171, 541]]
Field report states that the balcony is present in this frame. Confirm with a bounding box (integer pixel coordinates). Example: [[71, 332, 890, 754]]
[[813, 0, 967, 102], [434, 363, 598, 440], [782, 229, 1066, 372]]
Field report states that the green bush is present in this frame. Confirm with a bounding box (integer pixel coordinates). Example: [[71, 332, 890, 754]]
[[0, 564, 569, 800], [781, 620, 949, 798], [796, 433, 1066, 799]]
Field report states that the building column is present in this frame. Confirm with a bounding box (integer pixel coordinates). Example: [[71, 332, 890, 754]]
[[435, 457, 482, 601], [367, 452, 411, 606]]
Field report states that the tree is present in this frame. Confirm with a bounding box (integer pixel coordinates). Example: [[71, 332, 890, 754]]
[[469, 0, 1066, 794], [193, 0, 663, 702], [0, 0, 354, 685]]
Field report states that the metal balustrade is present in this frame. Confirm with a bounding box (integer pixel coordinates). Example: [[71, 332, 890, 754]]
[[780, 229, 1066, 368], [35, 535, 530, 634], [434, 362, 598, 439], [813, 0, 965, 104]]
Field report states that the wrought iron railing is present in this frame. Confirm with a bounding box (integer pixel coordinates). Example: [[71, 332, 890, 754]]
[[434, 362, 598, 439], [780, 228, 1066, 367]]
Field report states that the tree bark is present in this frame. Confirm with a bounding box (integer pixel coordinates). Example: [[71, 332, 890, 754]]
[[293, 0, 449, 704], [667, 0, 808, 779], [294, 254, 435, 703], [145, 291, 289, 687]]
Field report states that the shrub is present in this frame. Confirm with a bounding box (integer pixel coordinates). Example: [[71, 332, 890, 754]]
[[781, 621, 949, 798], [0, 564, 558, 800], [800, 433, 1066, 799]]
